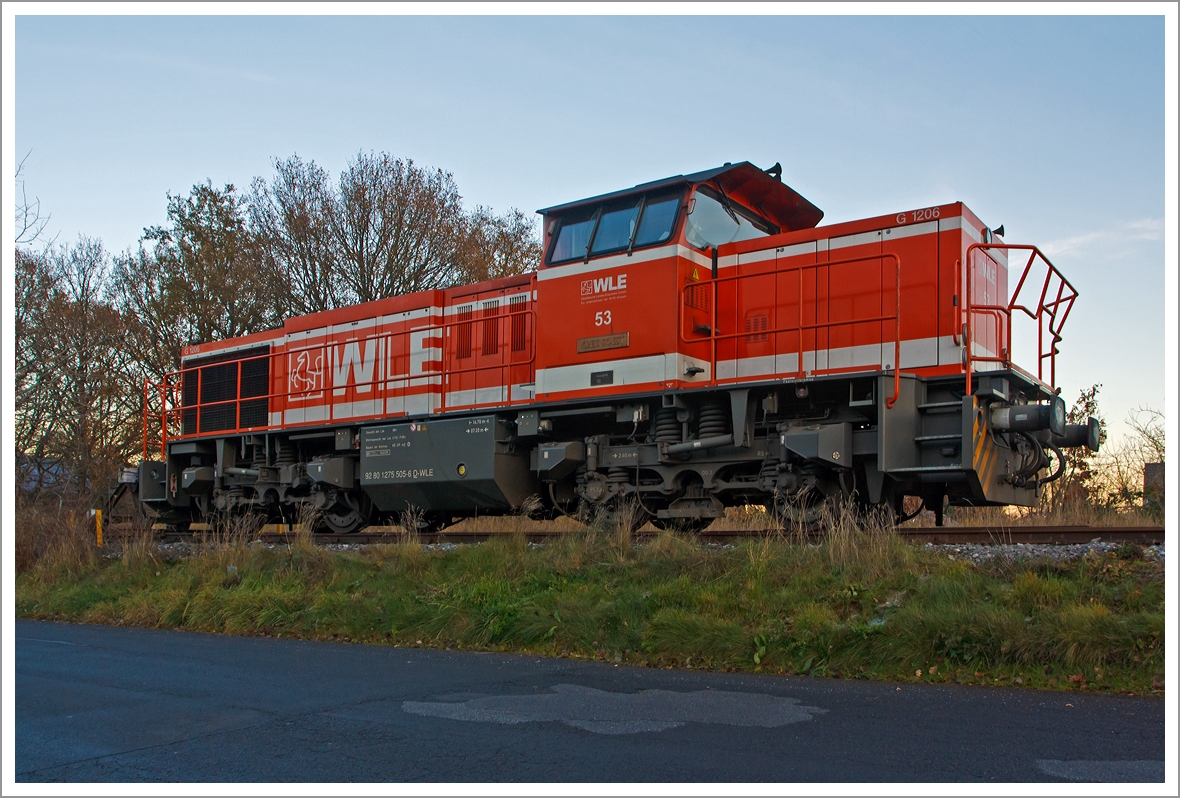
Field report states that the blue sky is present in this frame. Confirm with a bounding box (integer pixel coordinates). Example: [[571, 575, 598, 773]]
[[14, 13, 1167, 440]]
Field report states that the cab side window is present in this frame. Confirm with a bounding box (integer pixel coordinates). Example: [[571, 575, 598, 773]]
[[590, 203, 641, 254], [547, 191, 685, 265], [549, 210, 596, 263], [633, 195, 679, 247]]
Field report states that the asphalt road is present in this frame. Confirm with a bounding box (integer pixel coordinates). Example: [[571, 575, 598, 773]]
[[15, 619, 1165, 783]]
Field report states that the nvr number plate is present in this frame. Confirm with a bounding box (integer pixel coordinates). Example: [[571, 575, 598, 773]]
[[361, 418, 493, 484]]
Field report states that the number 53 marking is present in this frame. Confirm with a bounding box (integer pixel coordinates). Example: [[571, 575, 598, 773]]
[[595, 310, 612, 326]]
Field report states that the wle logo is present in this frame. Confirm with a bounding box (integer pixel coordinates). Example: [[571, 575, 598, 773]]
[[580, 273, 628, 296]]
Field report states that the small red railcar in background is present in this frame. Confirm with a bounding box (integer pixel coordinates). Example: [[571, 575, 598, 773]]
[[137, 161, 1098, 532]]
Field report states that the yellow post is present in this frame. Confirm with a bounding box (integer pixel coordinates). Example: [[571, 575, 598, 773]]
[[95, 509, 103, 548]]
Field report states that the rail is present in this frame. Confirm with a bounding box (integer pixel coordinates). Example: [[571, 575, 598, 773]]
[[679, 251, 903, 409], [143, 308, 537, 458], [126, 524, 1165, 546], [964, 243, 1078, 396]]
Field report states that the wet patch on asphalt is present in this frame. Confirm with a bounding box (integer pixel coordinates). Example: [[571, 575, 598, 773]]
[[403, 683, 826, 735]]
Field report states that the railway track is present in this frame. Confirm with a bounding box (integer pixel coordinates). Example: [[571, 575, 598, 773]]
[[129, 524, 1165, 546]]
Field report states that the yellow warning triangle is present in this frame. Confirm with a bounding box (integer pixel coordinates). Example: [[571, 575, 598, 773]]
[[691, 267, 700, 281]]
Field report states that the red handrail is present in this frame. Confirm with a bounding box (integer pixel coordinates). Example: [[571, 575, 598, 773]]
[[951, 259, 963, 345], [679, 252, 903, 409], [964, 243, 1077, 396]]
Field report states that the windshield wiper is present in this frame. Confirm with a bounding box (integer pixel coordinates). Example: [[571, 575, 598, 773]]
[[627, 196, 647, 255], [583, 208, 602, 263]]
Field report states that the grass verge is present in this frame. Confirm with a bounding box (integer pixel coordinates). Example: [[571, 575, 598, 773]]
[[15, 510, 1165, 696]]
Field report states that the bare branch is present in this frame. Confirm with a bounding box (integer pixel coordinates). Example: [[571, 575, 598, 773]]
[[14, 151, 51, 246]]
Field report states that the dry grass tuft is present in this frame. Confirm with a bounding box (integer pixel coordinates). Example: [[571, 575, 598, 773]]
[[822, 502, 914, 583], [446, 512, 585, 536], [120, 513, 160, 571], [396, 505, 428, 542], [15, 493, 102, 578]]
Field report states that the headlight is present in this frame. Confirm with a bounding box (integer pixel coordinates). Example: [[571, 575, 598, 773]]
[[1050, 395, 1066, 437]]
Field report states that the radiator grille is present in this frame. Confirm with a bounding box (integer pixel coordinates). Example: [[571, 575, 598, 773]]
[[509, 295, 528, 352], [745, 313, 769, 343], [482, 301, 499, 356], [456, 306, 473, 359]]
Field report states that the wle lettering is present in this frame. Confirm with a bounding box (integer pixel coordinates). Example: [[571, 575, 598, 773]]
[[580, 273, 627, 296], [290, 329, 442, 400], [332, 340, 377, 396]]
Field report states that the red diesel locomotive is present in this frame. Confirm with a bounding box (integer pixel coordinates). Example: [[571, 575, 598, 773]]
[[137, 161, 1099, 532]]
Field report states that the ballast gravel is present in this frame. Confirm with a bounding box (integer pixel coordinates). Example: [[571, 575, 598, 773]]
[[928, 541, 1164, 565]]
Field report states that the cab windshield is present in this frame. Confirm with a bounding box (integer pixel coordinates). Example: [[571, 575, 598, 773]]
[[684, 185, 776, 250], [547, 191, 682, 265]]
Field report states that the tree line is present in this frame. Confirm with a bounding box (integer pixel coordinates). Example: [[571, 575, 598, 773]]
[[16, 151, 541, 494]]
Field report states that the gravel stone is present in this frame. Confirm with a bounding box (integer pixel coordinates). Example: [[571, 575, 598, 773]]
[[926, 541, 1164, 565]]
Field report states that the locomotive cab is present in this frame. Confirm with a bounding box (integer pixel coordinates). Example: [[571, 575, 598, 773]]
[[534, 162, 823, 400], [541, 161, 823, 261]]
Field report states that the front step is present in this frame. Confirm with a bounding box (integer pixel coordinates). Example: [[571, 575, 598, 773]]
[[913, 383, 965, 463], [913, 434, 961, 445], [916, 401, 961, 413]]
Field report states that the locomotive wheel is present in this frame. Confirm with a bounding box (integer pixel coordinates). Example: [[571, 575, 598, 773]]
[[768, 497, 826, 531], [320, 492, 373, 535], [853, 473, 921, 526], [768, 480, 845, 532], [322, 506, 366, 534], [894, 495, 925, 525], [578, 498, 648, 535]]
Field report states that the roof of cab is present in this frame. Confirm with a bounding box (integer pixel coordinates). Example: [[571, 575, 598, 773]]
[[536, 161, 824, 232]]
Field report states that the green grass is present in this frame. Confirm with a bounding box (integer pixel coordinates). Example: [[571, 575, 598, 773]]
[[15, 526, 1165, 695]]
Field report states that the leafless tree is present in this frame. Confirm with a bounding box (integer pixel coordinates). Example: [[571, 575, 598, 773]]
[[249, 155, 341, 318], [49, 239, 140, 488], [15, 160, 62, 490], [452, 206, 543, 284], [14, 151, 51, 246], [114, 181, 279, 381], [1126, 406, 1165, 464], [148, 181, 278, 341], [328, 151, 465, 302], [112, 245, 191, 384], [16, 239, 140, 492], [1045, 384, 1167, 513], [15, 247, 60, 486], [1094, 406, 1165, 510], [251, 151, 542, 313]]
